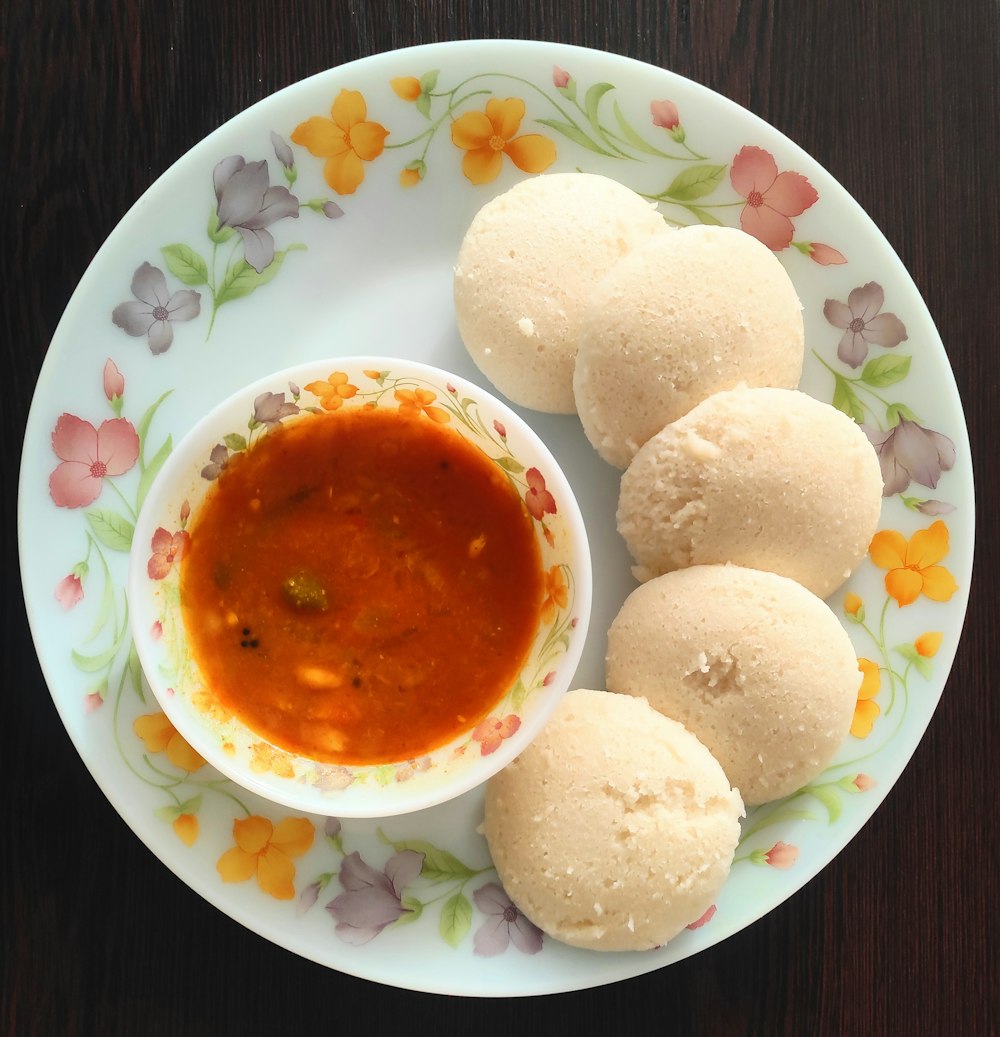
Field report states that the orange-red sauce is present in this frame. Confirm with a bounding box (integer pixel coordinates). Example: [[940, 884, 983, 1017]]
[[179, 407, 544, 765]]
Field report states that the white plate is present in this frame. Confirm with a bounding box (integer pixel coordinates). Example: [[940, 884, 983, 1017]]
[[19, 40, 973, 996]]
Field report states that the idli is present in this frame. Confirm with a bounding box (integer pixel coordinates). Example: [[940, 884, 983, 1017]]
[[482, 688, 743, 951], [617, 386, 883, 598], [454, 173, 666, 413], [574, 225, 804, 467], [606, 565, 860, 805]]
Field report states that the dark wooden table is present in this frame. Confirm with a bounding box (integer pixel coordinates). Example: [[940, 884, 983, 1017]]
[[3, 2, 997, 1033]]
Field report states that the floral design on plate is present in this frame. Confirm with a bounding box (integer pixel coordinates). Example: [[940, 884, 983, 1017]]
[[110, 134, 344, 350]]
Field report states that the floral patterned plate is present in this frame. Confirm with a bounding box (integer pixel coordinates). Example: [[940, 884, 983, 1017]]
[[18, 40, 973, 996]]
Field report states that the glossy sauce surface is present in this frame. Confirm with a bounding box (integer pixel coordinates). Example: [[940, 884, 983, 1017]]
[[180, 407, 544, 764]]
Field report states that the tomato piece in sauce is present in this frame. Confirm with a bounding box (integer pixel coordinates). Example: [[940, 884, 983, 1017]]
[[179, 406, 544, 764]]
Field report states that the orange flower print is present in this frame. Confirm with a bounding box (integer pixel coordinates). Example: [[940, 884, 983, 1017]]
[[394, 387, 450, 423], [172, 813, 199, 847], [291, 89, 388, 195], [450, 98, 556, 185], [147, 527, 189, 579], [844, 592, 863, 618], [540, 565, 568, 623], [249, 741, 296, 778], [399, 166, 422, 188], [851, 658, 881, 739], [390, 76, 422, 101], [217, 815, 316, 900], [473, 714, 521, 755], [133, 712, 206, 771], [305, 371, 358, 411], [868, 520, 959, 607], [915, 631, 943, 657]]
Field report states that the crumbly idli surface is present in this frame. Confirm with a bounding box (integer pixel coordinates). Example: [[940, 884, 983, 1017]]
[[573, 225, 804, 468], [606, 565, 859, 805], [453, 173, 666, 413], [482, 688, 743, 951], [617, 386, 883, 598]]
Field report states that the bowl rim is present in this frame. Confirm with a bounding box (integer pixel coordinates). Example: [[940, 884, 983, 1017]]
[[126, 355, 593, 817]]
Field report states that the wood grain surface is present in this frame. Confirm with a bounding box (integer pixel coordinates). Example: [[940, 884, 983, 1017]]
[[3, 2, 997, 1034]]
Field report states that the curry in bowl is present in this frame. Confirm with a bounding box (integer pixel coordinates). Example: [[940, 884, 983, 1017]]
[[128, 358, 591, 817]]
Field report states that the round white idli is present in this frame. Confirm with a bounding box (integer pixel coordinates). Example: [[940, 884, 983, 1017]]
[[482, 688, 743, 951], [573, 225, 804, 468], [617, 386, 884, 598], [454, 173, 666, 413], [606, 565, 860, 805]]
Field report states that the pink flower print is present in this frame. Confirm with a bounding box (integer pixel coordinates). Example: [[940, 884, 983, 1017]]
[[823, 281, 908, 368], [524, 467, 556, 520], [326, 849, 424, 945], [147, 527, 190, 579], [49, 414, 140, 508], [472, 883, 543, 956], [112, 262, 201, 355], [84, 691, 104, 713], [730, 146, 818, 251], [55, 572, 85, 609], [862, 418, 955, 496], [472, 714, 521, 756], [686, 904, 717, 930], [805, 241, 846, 265], [493, 419, 507, 440], [103, 359, 125, 403], [853, 773, 877, 792], [761, 841, 799, 869], [650, 99, 680, 130], [552, 65, 571, 89]]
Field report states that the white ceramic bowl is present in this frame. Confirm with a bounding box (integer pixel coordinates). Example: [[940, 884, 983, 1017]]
[[127, 357, 592, 817]]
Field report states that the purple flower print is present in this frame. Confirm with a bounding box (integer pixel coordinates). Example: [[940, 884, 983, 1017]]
[[252, 391, 299, 426], [823, 282, 908, 368], [472, 883, 543, 957], [111, 263, 201, 355], [270, 131, 295, 170], [200, 443, 230, 481], [297, 878, 323, 917], [863, 418, 956, 496], [326, 849, 424, 945], [915, 498, 956, 516], [213, 156, 299, 273]]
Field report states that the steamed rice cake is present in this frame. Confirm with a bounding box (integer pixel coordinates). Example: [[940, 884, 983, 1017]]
[[573, 225, 804, 468], [606, 565, 860, 805], [453, 173, 666, 413], [617, 386, 883, 598], [482, 688, 743, 951]]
